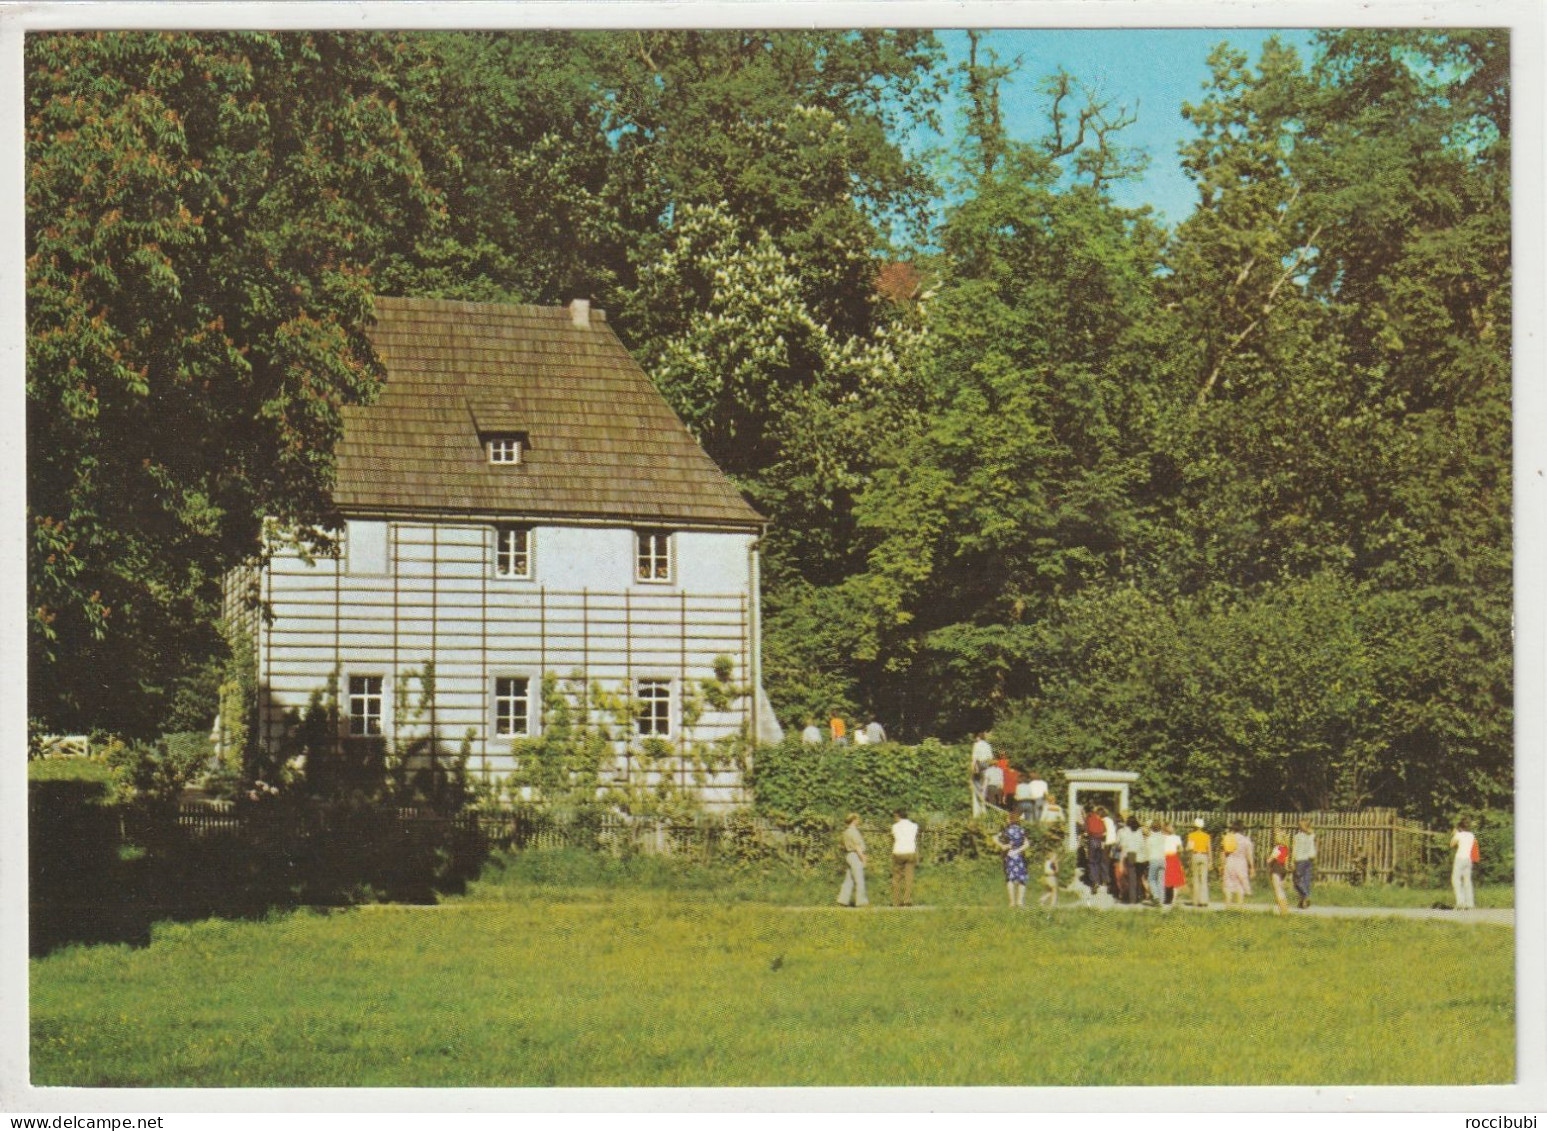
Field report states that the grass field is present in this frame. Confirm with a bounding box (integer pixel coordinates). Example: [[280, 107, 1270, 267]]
[[1236, 877, 1514, 909], [30, 850, 1515, 1088]]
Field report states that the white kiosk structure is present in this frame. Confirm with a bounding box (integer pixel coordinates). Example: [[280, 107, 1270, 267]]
[[1063, 767, 1141, 850]]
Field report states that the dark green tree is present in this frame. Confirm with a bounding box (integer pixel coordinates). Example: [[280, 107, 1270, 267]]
[[767, 50, 1165, 736], [27, 31, 444, 734]]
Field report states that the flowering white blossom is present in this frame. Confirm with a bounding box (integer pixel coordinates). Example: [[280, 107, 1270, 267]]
[[632, 202, 925, 456]]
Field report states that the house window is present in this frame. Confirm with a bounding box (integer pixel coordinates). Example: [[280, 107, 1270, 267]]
[[494, 525, 532, 579], [635, 679, 672, 738], [487, 436, 522, 465], [494, 677, 531, 738], [636, 530, 672, 582], [345, 520, 388, 575], [348, 676, 384, 737]]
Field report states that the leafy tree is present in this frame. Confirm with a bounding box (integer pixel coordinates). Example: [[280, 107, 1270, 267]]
[[27, 31, 444, 734], [1146, 30, 1511, 817], [26, 30, 944, 740], [832, 84, 1166, 733], [377, 32, 638, 304], [999, 573, 1393, 811], [606, 30, 943, 334]]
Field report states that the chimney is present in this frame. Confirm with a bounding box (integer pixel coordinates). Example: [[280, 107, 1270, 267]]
[[569, 298, 591, 329]]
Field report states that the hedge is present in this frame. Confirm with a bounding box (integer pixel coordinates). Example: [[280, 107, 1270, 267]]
[[747, 737, 972, 821], [27, 780, 489, 955]]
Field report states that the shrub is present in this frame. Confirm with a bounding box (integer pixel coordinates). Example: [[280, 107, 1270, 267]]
[[28, 771, 133, 952], [104, 730, 212, 803], [748, 736, 971, 820], [495, 670, 752, 821], [29, 787, 493, 954]]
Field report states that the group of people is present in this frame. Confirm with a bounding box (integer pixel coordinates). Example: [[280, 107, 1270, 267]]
[[1077, 808, 1319, 913], [838, 808, 1487, 912], [835, 810, 918, 908], [836, 807, 1064, 910], [1078, 808, 1190, 908], [969, 733, 1050, 822], [838, 807, 1326, 913], [831, 735, 1487, 912], [803, 713, 887, 747]]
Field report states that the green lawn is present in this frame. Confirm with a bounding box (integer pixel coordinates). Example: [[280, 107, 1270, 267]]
[[30, 850, 1514, 1087], [1237, 877, 1513, 910], [26, 755, 119, 789]]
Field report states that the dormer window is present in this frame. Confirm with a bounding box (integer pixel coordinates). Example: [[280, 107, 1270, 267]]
[[487, 435, 523, 465]]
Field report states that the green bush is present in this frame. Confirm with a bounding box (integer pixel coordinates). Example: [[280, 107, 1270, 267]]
[[29, 773, 134, 952], [105, 730, 212, 802], [27, 776, 491, 954], [748, 736, 972, 820], [709, 809, 1066, 880]]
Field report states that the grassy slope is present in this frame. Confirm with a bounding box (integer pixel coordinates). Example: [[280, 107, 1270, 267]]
[[31, 853, 1515, 1087]]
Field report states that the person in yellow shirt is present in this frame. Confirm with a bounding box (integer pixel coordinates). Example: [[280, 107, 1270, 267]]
[[829, 712, 847, 746], [1185, 818, 1212, 907]]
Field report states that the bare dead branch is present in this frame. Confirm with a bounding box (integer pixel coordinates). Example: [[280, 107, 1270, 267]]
[[1197, 225, 1323, 406]]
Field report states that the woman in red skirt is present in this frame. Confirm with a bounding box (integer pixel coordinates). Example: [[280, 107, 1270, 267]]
[[1163, 821, 1186, 908]]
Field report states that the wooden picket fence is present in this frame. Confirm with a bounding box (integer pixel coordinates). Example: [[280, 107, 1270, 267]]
[[171, 801, 244, 837], [1133, 808, 1438, 884]]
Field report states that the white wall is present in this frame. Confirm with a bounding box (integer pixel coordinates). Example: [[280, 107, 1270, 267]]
[[242, 518, 766, 803], [525, 526, 754, 591]]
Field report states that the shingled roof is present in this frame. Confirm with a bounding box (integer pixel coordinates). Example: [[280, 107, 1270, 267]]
[[333, 296, 763, 529]]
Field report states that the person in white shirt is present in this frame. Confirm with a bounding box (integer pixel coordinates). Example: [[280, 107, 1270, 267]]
[[800, 719, 823, 745], [1025, 772, 1048, 824], [1291, 820, 1317, 909], [864, 718, 887, 744], [982, 762, 1005, 810], [890, 810, 920, 907], [1145, 823, 1168, 906], [1450, 818, 1477, 910], [970, 733, 994, 816], [1117, 815, 1144, 903], [854, 727, 871, 746]]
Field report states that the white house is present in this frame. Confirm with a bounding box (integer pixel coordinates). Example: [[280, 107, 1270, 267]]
[[222, 296, 781, 805]]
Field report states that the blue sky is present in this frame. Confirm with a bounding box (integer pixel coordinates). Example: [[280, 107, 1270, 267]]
[[927, 28, 1321, 226]]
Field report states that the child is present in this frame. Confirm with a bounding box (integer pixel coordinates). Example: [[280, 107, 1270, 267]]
[[1040, 852, 1060, 907], [1269, 841, 1291, 914]]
